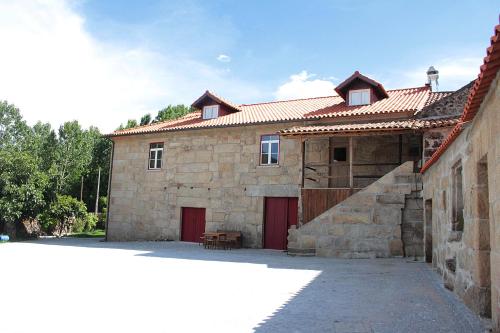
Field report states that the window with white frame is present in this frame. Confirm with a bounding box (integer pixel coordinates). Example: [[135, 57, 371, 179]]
[[148, 143, 164, 169], [260, 135, 279, 165], [349, 89, 370, 106], [202, 105, 219, 119]]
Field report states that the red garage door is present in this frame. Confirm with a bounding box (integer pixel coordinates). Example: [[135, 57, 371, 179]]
[[181, 207, 206, 243], [264, 197, 298, 250]]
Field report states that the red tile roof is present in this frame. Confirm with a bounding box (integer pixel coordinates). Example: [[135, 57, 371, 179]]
[[108, 85, 449, 137], [421, 21, 500, 173], [191, 90, 242, 112], [280, 117, 459, 136], [305, 86, 434, 119], [423, 91, 454, 107], [335, 71, 389, 99]]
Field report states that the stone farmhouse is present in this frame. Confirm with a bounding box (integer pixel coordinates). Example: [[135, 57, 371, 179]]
[[106, 69, 469, 256], [420, 23, 500, 331]]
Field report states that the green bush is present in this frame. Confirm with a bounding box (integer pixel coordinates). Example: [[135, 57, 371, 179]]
[[98, 196, 107, 211], [41, 195, 87, 236], [83, 213, 98, 231], [73, 213, 98, 233]]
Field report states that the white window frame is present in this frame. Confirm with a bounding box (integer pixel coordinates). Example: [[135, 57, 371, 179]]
[[148, 143, 164, 170], [202, 105, 219, 119], [260, 135, 280, 165], [349, 89, 370, 106]]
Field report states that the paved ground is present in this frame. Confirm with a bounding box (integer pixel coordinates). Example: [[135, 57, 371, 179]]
[[0, 238, 486, 333]]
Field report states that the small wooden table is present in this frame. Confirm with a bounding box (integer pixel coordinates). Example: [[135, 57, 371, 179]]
[[202, 232, 226, 249]]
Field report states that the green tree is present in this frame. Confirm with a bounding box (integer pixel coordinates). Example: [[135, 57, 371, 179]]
[[53, 121, 94, 194], [155, 104, 194, 122], [29, 121, 57, 172], [140, 113, 152, 126], [81, 128, 112, 211], [0, 149, 48, 236], [0, 101, 29, 149], [117, 119, 138, 130]]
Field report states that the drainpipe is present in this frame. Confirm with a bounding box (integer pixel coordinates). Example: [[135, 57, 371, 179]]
[[104, 140, 115, 242]]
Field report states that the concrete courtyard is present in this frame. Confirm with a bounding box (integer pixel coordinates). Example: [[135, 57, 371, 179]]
[[0, 238, 486, 333]]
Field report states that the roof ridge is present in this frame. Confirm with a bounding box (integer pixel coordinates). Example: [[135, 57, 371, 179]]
[[239, 85, 433, 107], [239, 94, 339, 107]]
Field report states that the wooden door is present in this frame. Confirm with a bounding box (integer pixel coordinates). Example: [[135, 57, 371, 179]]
[[181, 207, 206, 243], [329, 137, 350, 187], [264, 197, 298, 250]]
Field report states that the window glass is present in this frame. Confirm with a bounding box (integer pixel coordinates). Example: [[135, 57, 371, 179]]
[[260, 135, 279, 165], [148, 143, 164, 170], [203, 105, 219, 119], [349, 89, 370, 106], [261, 152, 269, 164]]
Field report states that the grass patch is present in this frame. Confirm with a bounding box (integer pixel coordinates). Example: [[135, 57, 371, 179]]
[[67, 229, 105, 238]]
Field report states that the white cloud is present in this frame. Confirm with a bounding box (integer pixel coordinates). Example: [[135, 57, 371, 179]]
[[274, 71, 336, 100], [0, 0, 261, 133], [392, 57, 481, 91], [217, 54, 231, 63]]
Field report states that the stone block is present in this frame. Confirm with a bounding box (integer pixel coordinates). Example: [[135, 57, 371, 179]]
[[389, 239, 404, 256], [299, 235, 317, 249], [403, 208, 423, 221], [376, 193, 405, 204], [373, 206, 401, 225]]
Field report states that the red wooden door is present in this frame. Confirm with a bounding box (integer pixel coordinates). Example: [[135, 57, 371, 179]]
[[181, 207, 206, 242], [264, 197, 298, 250]]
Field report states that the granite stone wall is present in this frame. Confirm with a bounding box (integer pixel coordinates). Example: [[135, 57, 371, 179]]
[[422, 74, 499, 330], [107, 123, 302, 248]]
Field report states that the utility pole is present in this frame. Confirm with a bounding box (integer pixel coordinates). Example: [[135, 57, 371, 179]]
[[80, 176, 84, 201], [95, 167, 101, 215]]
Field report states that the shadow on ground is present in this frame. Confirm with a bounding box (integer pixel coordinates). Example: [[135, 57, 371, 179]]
[[23, 237, 485, 333]]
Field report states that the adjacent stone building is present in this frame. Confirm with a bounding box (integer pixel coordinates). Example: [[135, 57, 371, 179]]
[[421, 23, 500, 332]]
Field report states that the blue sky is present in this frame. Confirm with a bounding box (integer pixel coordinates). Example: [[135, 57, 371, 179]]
[[0, 0, 497, 131]]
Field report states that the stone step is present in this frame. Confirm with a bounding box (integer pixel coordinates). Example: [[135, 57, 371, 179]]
[[382, 183, 413, 194], [395, 173, 422, 184], [376, 193, 406, 204], [331, 210, 372, 224], [287, 248, 316, 257], [338, 192, 377, 207]]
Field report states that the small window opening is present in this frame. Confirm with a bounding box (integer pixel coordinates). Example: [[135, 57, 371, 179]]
[[333, 147, 347, 162], [349, 89, 370, 106], [203, 105, 219, 119], [452, 162, 464, 232]]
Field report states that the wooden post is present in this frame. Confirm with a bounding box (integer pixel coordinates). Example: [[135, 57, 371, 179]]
[[301, 139, 306, 188], [95, 167, 101, 215], [349, 137, 353, 189], [398, 134, 403, 165], [328, 137, 333, 188]]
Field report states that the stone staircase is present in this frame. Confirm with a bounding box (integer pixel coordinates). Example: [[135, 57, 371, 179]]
[[288, 161, 423, 258]]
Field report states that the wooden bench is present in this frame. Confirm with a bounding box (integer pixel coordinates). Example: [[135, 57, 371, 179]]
[[216, 230, 242, 249]]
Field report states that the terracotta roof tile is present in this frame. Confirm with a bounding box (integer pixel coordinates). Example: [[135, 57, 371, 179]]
[[280, 117, 459, 136], [421, 21, 500, 173], [305, 86, 433, 119], [108, 86, 450, 137]]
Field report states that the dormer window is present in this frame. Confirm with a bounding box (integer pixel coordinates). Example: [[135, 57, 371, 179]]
[[203, 105, 219, 119], [349, 89, 370, 106]]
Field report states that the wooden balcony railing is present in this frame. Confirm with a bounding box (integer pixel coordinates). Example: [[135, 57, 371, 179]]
[[301, 188, 361, 224]]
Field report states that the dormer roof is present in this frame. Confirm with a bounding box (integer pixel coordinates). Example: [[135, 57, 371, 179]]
[[335, 71, 389, 101], [191, 90, 241, 112]]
